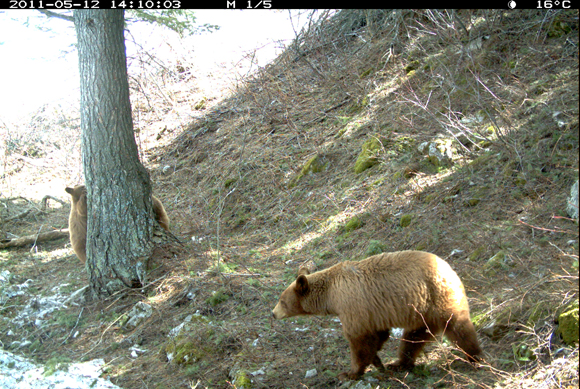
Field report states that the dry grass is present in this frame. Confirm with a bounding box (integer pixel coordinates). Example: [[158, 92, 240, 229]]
[[1, 9, 578, 389]]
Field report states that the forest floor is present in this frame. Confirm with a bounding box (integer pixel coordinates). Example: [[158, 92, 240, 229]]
[[0, 9, 578, 389]]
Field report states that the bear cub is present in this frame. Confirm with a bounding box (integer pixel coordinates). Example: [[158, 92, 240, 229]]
[[272, 250, 482, 381], [65, 185, 170, 263]]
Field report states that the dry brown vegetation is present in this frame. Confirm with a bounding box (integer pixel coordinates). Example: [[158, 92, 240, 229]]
[[0, 9, 578, 389]]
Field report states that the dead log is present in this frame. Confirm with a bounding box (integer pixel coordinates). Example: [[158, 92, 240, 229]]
[[0, 229, 69, 249]]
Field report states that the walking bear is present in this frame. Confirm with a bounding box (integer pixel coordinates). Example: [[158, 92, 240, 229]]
[[272, 250, 482, 381], [65, 185, 170, 263]]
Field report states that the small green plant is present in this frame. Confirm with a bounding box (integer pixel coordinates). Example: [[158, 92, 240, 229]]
[[44, 356, 71, 376], [206, 289, 230, 307], [364, 240, 388, 257]]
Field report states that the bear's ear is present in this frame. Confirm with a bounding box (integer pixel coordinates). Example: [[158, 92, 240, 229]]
[[65, 187, 74, 195], [295, 275, 309, 296]]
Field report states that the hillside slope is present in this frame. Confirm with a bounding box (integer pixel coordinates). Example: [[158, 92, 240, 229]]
[[1, 9, 578, 389]]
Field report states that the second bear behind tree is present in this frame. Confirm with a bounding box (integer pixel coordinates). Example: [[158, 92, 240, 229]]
[[272, 250, 482, 381], [65, 185, 170, 263]]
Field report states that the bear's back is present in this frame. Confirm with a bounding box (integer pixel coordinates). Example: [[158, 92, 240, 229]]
[[328, 251, 470, 333]]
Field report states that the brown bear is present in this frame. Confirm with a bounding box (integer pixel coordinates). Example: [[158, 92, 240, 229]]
[[272, 250, 482, 381], [65, 185, 170, 263]]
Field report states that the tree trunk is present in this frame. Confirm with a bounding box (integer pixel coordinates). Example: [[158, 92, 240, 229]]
[[74, 10, 158, 298]]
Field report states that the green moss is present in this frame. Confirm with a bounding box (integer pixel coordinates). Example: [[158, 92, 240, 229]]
[[400, 214, 413, 228], [469, 247, 486, 261], [404, 60, 420, 74], [465, 186, 489, 207], [194, 97, 207, 110], [44, 356, 71, 376], [548, 19, 572, 38], [224, 178, 237, 188], [334, 127, 347, 139], [163, 336, 204, 366], [289, 154, 327, 187], [512, 343, 536, 362], [364, 240, 388, 257], [484, 251, 508, 275], [359, 68, 374, 78], [344, 216, 363, 232], [234, 370, 252, 388], [558, 300, 579, 345], [354, 137, 382, 173], [206, 289, 230, 306]]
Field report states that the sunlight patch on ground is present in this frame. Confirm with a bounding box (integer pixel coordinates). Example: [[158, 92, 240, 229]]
[[275, 211, 352, 256]]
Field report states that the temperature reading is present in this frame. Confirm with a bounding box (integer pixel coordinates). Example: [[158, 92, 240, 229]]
[[537, 0, 571, 7]]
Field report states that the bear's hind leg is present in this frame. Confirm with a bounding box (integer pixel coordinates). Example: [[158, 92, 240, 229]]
[[391, 326, 434, 370], [445, 317, 482, 363]]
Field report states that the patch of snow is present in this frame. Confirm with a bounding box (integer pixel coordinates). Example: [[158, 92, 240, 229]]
[[0, 350, 121, 389]]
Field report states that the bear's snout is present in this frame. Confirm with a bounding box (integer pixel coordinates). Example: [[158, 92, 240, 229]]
[[271, 303, 286, 320]]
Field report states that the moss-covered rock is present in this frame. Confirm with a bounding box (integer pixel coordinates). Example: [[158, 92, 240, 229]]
[[354, 137, 382, 173], [233, 370, 252, 388], [162, 335, 204, 365], [289, 154, 327, 188], [557, 300, 579, 345], [400, 214, 413, 228], [344, 216, 363, 232], [418, 139, 454, 167]]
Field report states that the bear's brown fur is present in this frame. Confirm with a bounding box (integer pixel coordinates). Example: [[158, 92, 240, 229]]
[[272, 250, 482, 381], [65, 185, 170, 263], [65, 185, 88, 263]]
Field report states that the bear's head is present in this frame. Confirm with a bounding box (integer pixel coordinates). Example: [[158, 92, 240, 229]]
[[65, 185, 87, 217], [272, 267, 313, 319]]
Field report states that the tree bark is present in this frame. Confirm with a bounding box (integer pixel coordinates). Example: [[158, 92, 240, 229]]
[[74, 10, 158, 298]]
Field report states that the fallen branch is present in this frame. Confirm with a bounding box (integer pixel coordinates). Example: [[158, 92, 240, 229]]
[[0, 229, 69, 249], [41, 195, 67, 209], [518, 219, 579, 236], [4, 209, 32, 222]]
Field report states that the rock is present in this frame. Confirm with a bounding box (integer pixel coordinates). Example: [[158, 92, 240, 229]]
[[567, 180, 578, 220], [288, 154, 328, 187], [354, 137, 382, 173], [304, 368, 317, 378], [418, 139, 453, 167], [351, 381, 374, 389], [124, 302, 153, 330], [557, 300, 579, 346]]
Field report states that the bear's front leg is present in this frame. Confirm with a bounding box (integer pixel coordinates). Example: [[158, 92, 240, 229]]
[[338, 334, 382, 381]]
